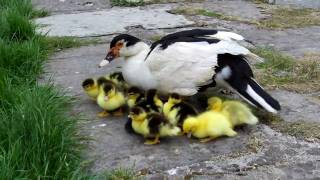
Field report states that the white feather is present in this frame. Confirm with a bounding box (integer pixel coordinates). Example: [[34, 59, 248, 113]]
[[121, 39, 251, 96], [246, 85, 277, 113], [207, 31, 244, 41]]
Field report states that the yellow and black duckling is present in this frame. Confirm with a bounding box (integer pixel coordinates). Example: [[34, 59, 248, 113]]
[[125, 88, 163, 134], [145, 89, 163, 112], [207, 97, 258, 127], [96, 77, 126, 117], [128, 106, 181, 145], [134, 89, 163, 113], [183, 111, 237, 143], [82, 78, 99, 100], [105, 72, 128, 90], [163, 93, 198, 127], [127, 86, 145, 109]]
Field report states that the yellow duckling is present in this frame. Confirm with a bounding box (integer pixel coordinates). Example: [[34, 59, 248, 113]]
[[207, 97, 258, 127], [105, 72, 128, 90], [96, 77, 126, 117], [163, 93, 198, 127], [128, 106, 181, 145], [183, 111, 237, 143], [127, 86, 145, 108], [82, 78, 99, 100]]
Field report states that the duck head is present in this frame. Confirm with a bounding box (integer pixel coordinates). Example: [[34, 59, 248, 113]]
[[99, 34, 147, 67]]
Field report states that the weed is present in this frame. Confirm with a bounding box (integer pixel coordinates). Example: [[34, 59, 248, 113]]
[[111, 0, 144, 7], [251, 47, 320, 92]]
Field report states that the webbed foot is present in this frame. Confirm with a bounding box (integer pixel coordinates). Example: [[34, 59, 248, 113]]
[[200, 137, 214, 143], [144, 135, 160, 145], [113, 108, 124, 116], [98, 110, 110, 117]]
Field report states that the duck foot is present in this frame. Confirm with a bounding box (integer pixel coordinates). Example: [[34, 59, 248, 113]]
[[113, 108, 124, 116], [200, 137, 213, 143], [144, 135, 160, 145], [97, 110, 110, 117]]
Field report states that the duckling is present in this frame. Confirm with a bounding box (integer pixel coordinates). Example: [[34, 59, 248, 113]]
[[96, 77, 126, 117], [207, 97, 258, 127], [82, 78, 99, 100], [183, 111, 237, 143], [145, 89, 163, 112], [134, 89, 163, 113], [128, 106, 181, 145], [127, 86, 145, 108], [163, 93, 198, 127], [105, 72, 128, 90]]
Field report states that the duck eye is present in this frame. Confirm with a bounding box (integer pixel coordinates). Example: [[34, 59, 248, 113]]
[[117, 42, 124, 47]]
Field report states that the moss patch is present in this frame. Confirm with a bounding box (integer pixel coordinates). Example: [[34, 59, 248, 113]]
[[247, 136, 263, 153], [168, 7, 249, 22], [251, 47, 320, 93], [257, 7, 320, 29], [111, 0, 144, 7], [41, 36, 100, 53], [148, 35, 162, 42], [255, 110, 320, 140]]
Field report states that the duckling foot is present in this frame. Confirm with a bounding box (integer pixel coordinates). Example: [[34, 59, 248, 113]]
[[144, 136, 160, 145], [200, 137, 214, 143], [113, 108, 123, 116], [97, 110, 110, 117]]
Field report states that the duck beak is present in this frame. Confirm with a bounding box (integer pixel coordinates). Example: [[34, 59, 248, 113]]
[[99, 53, 114, 67]]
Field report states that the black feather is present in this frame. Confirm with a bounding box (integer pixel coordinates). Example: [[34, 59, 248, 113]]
[[147, 113, 166, 135], [146, 29, 220, 59], [110, 34, 141, 48], [215, 53, 280, 111], [145, 89, 162, 112], [128, 86, 144, 95], [109, 72, 125, 82], [97, 77, 113, 86], [159, 29, 218, 40]]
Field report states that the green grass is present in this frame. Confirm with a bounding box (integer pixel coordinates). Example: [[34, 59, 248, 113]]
[[250, 47, 320, 92], [111, 0, 144, 7], [0, 0, 85, 178], [0, 0, 135, 178]]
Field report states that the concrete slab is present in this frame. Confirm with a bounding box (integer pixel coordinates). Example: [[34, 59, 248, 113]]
[[35, 5, 194, 37], [276, 0, 320, 8], [32, 0, 111, 14]]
